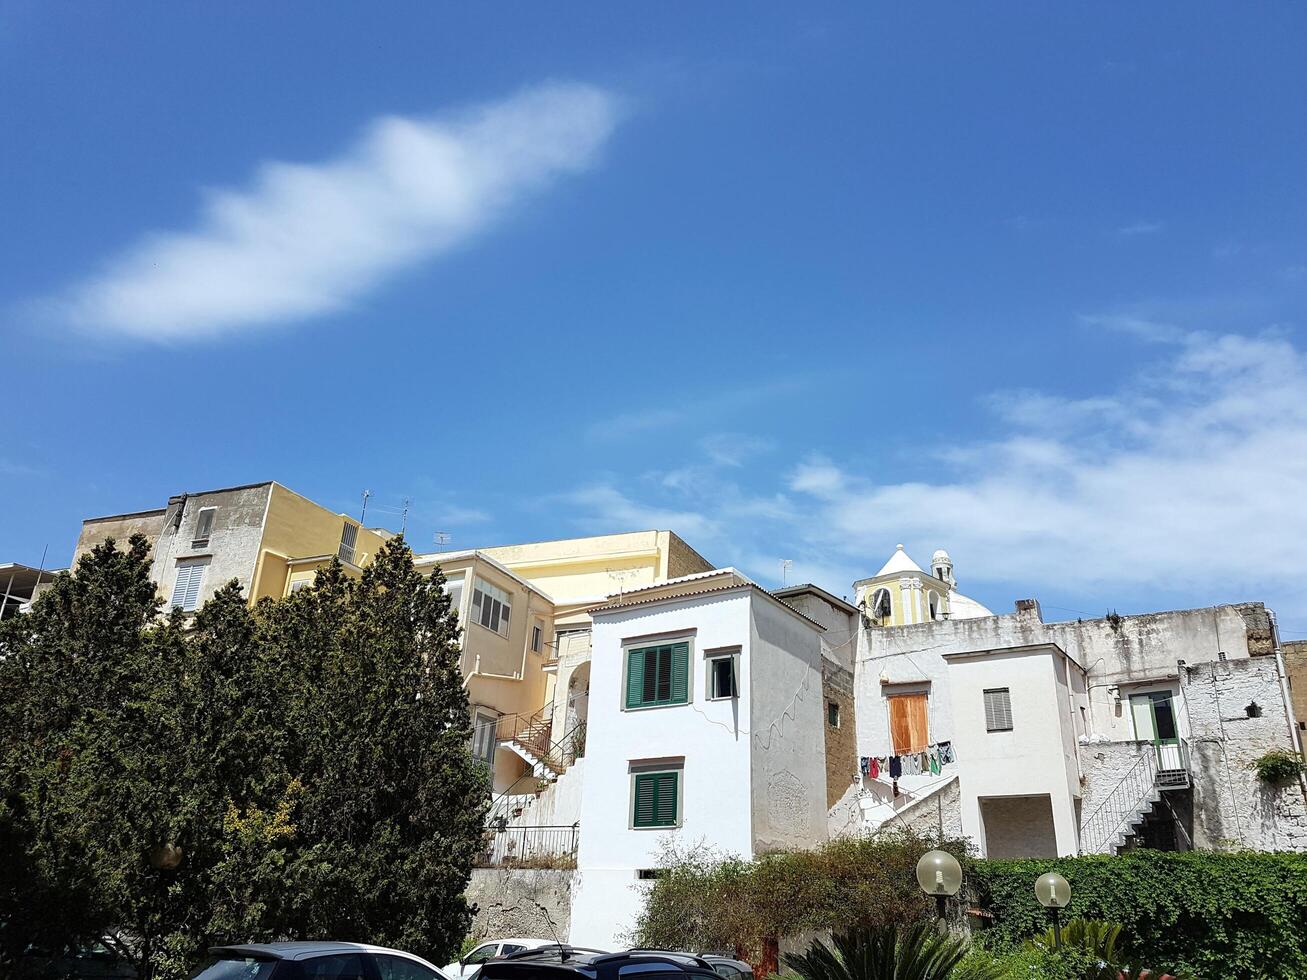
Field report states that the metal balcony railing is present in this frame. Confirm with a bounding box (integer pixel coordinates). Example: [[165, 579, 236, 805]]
[[476, 823, 579, 868]]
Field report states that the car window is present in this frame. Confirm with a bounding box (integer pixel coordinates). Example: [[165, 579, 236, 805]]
[[711, 968, 743, 980], [300, 954, 369, 980], [465, 945, 499, 966], [190, 955, 281, 980], [500, 945, 526, 957], [374, 954, 445, 980]]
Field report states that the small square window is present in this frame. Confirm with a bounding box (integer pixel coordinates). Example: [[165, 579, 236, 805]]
[[192, 507, 216, 547], [827, 701, 841, 728], [708, 655, 737, 700]]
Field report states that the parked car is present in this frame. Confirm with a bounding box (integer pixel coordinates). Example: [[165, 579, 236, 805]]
[[17, 941, 137, 979], [443, 940, 553, 979], [192, 942, 450, 980], [480, 946, 720, 980], [697, 956, 752, 980]]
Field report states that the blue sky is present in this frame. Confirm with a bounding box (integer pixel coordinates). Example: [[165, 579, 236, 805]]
[[4, 4, 1307, 634]]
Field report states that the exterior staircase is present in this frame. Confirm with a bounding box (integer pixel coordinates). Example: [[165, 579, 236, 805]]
[[1080, 740, 1191, 854]]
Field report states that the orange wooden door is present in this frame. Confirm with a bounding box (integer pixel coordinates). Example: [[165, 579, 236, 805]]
[[888, 693, 929, 754]]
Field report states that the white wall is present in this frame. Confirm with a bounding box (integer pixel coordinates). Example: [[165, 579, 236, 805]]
[[945, 648, 1081, 857], [571, 590, 756, 949], [749, 594, 829, 853]]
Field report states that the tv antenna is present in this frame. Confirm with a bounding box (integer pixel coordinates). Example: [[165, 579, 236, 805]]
[[359, 489, 372, 524], [434, 531, 451, 552], [780, 558, 793, 586], [607, 567, 638, 597]]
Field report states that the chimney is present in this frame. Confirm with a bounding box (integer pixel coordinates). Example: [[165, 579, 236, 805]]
[[1015, 598, 1043, 623]]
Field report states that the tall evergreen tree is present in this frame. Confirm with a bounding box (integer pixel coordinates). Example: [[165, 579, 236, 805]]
[[0, 534, 489, 978]]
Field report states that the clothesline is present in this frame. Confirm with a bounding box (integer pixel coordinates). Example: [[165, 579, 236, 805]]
[[859, 740, 956, 781]]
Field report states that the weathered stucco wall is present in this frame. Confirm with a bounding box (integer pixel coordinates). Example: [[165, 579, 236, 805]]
[[73, 509, 167, 567], [1182, 658, 1307, 851], [466, 868, 574, 941], [893, 775, 963, 840]]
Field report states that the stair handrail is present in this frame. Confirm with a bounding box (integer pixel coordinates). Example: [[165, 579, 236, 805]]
[[1079, 745, 1158, 854], [485, 717, 588, 827]]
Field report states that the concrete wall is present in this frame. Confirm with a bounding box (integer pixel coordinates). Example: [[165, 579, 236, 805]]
[[73, 509, 167, 567], [482, 531, 671, 603], [749, 595, 829, 854], [1181, 657, 1307, 851], [945, 647, 1082, 857], [665, 531, 714, 580], [150, 484, 272, 610], [857, 602, 1273, 764], [893, 775, 963, 840], [466, 868, 574, 943], [980, 796, 1059, 859]]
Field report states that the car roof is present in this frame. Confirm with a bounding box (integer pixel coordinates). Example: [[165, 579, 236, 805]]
[[210, 942, 433, 963]]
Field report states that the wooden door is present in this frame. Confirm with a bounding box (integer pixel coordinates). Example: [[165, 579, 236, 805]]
[[888, 693, 928, 754]]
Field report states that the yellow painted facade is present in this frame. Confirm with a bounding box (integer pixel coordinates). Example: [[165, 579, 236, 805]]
[[253, 483, 390, 601]]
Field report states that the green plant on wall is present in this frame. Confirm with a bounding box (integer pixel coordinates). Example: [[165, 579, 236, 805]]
[[1251, 749, 1305, 784]]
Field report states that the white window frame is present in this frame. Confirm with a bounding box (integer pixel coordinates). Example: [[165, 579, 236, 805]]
[[170, 559, 209, 612], [984, 687, 1014, 733], [471, 710, 499, 766], [705, 647, 740, 701], [443, 572, 466, 620], [471, 577, 512, 637], [191, 507, 216, 547]]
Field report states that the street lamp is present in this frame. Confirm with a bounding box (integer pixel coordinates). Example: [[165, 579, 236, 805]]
[[915, 849, 963, 919], [1034, 872, 1072, 947]]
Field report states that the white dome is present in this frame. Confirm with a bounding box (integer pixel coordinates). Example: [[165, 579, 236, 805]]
[[932, 549, 951, 564], [948, 592, 993, 620]]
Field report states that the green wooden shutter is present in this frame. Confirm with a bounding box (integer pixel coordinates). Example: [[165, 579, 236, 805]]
[[626, 648, 646, 708], [654, 772, 679, 825], [633, 773, 657, 826], [669, 642, 689, 704]]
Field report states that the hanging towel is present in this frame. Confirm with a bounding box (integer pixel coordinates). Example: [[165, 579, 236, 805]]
[[889, 755, 902, 779], [919, 751, 930, 773], [938, 741, 955, 765], [904, 753, 920, 776], [929, 751, 941, 775], [870, 756, 880, 779]]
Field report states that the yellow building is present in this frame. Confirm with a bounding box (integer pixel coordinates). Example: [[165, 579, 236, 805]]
[[413, 530, 714, 796], [74, 481, 391, 612], [853, 545, 993, 627]]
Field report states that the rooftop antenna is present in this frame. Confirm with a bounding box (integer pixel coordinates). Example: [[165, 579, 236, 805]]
[[607, 567, 638, 597], [400, 496, 411, 535], [780, 558, 793, 586], [359, 489, 372, 525], [434, 531, 451, 552]]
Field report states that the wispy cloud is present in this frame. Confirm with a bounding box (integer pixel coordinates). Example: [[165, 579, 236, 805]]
[[46, 82, 620, 342], [561, 324, 1307, 617], [1116, 220, 1163, 237], [587, 379, 808, 440]]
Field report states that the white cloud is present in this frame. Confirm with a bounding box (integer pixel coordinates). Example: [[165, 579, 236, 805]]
[[562, 327, 1307, 617], [50, 82, 620, 341]]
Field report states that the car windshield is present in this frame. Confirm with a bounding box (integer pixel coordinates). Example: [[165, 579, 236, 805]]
[[190, 955, 281, 980]]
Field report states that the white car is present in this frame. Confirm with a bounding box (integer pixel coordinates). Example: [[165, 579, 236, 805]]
[[444, 939, 554, 978]]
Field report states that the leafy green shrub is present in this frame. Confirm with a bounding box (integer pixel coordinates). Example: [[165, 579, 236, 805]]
[[1251, 749, 1305, 784], [629, 830, 969, 959], [970, 850, 1307, 979]]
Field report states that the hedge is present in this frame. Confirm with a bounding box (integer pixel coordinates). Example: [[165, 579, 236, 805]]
[[969, 850, 1307, 980]]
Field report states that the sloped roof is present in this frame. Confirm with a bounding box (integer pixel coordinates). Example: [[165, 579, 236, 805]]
[[875, 544, 925, 577]]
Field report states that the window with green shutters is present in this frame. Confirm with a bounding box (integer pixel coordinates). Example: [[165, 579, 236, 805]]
[[632, 770, 680, 828], [625, 642, 690, 708]]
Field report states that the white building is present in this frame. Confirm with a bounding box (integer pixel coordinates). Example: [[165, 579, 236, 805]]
[[852, 550, 1307, 856], [569, 570, 830, 949]]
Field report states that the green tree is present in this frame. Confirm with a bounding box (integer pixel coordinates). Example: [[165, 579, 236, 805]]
[[0, 534, 489, 978]]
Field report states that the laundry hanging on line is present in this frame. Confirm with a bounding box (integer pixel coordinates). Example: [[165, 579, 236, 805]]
[[859, 740, 954, 782]]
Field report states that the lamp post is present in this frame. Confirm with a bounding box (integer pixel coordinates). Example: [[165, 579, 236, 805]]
[[915, 849, 962, 921], [1034, 872, 1071, 948]]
